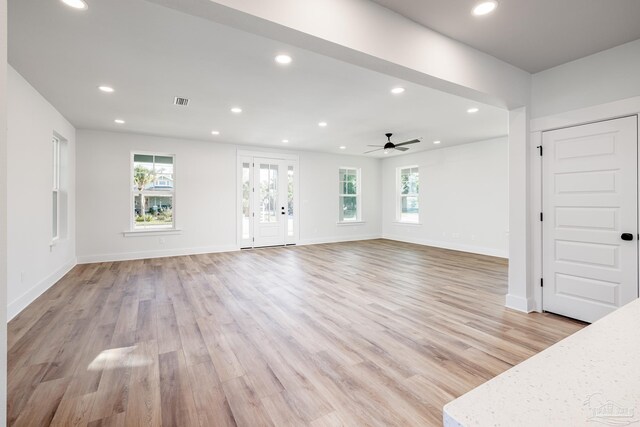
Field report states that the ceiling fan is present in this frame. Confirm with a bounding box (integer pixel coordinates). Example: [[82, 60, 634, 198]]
[[364, 133, 421, 154]]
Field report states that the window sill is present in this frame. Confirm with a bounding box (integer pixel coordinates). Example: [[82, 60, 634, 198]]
[[392, 221, 422, 226], [337, 221, 366, 226], [123, 228, 182, 237]]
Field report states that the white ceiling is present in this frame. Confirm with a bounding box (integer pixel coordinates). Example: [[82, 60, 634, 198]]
[[8, 0, 507, 157], [372, 0, 640, 73]]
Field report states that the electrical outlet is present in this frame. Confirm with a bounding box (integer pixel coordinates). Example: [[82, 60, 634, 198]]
[[20, 272, 25, 283], [159, 237, 166, 245]]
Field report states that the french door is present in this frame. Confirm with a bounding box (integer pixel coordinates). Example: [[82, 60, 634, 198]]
[[542, 116, 639, 323], [238, 153, 298, 248]]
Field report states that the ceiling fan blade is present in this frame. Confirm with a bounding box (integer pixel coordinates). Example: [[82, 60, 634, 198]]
[[395, 147, 410, 152], [395, 139, 421, 147], [367, 145, 384, 147], [364, 148, 383, 154]]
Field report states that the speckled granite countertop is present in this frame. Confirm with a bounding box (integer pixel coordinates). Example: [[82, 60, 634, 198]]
[[443, 299, 640, 426]]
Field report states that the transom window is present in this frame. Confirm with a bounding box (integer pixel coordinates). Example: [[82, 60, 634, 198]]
[[339, 167, 360, 222], [398, 166, 419, 223], [132, 153, 175, 230]]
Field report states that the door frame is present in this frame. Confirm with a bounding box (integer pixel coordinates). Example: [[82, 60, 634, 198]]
[[530, 97, 640, 313], [236, 150, 300, 248]]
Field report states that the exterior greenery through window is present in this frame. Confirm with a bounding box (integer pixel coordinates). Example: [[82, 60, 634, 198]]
[[52, 136, 60, 240], [339, 168, 360, 222], [132, 154, 174, 229], [398, 166, 419, 223]]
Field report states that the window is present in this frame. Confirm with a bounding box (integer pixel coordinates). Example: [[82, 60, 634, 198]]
[[339, 168, 360, 222], [398, 166, 419, 223], [52, 136, 60, 240], [132, 153, 174, 230]]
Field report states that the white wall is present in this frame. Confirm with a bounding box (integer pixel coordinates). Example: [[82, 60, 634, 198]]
[[1, 0, 8, 418], [76, 130, 382, 262], [7, 66, 76, 320], [531, 39, 640, 118], [381, 137, 509, 258]]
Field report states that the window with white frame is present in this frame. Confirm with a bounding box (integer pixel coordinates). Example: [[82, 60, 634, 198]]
[[339, 167, 360, 222], [398, 166, 419, 223], [52, 136, 60, 240], [132, 153, 175, 230]]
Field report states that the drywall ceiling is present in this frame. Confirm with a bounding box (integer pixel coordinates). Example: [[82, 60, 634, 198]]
[[8, 0, 507, 156], [372, 0, 640, 73]]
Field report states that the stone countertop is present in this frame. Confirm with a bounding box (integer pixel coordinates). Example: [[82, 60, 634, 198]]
[[443, 299, 640, 426]]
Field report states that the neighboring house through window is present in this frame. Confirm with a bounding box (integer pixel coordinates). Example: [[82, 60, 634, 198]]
[[339, 167, 361, 222], [132, 153, 175, 230], [398, 166, 419, 223]]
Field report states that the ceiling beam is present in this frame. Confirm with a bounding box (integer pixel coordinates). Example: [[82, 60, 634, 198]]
[[144, 0, 531, 109]]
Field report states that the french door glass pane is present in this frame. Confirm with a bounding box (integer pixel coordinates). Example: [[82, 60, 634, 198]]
[[259, 164, 278, 223], [134, 194, 173, 229], [242, 162, 251, 239]]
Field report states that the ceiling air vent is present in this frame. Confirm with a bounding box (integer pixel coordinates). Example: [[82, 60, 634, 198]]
[[174, 97, 190, 106]]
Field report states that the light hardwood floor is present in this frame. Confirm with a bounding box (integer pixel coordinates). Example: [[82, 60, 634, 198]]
[[8, 239, 585, 426]]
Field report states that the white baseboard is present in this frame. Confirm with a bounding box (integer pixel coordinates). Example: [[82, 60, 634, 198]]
[[297, 234, 382, 246], [77, 244, 240, 264], [382, 234, 508, 259], [505, 293, 535, 313], [8, 258, 77, 321]]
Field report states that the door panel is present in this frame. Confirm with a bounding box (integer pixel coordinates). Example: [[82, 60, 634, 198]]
[[254, 159, 284, 247], [543, 116, 638, 323]]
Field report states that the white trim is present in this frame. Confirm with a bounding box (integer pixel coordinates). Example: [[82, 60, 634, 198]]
[[237, 149, 299, 161], [392, 221, 422, 226], [505, 293, 535, 313], [8, 258, 77, 321], [77, 244, 239, 264], [383, 234, 508, 258], [531, 95, 640, 132], [123, 228, 182, 237], [531, 131, 544, 313], [336, 221, 366, 226]]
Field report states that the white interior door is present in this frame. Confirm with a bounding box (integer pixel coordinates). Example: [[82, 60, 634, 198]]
[[542, 115, 639, 323]]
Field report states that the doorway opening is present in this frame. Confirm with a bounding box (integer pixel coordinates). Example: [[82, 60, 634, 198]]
[[238, 151, 299, 248]]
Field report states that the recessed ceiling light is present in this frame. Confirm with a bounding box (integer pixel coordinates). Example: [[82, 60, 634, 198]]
[[114, 119, 125, 124], [211, 130, 220, 135], [231, 107, 242, 114], [318, 122, 328, 127], [391, 87, 405, 95], [339, 146, 346, 150], [383, 150, 389, 154], [61, 0, 88, 10], [282, 139, 289, 143], [467, 107, 479, 113], [98, 86, 114, 93], [433, 140, 441, 144], [472, 1, 498, 16], [275, 54, 292, 65]]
